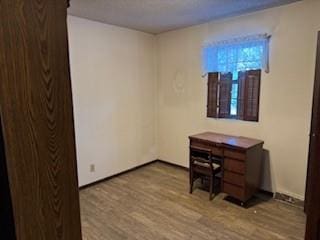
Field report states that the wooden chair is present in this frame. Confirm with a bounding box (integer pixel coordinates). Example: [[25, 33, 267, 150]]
[[189, 146, 222, 200]]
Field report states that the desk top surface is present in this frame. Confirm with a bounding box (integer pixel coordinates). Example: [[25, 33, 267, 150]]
[[189, 132, 264, 149]]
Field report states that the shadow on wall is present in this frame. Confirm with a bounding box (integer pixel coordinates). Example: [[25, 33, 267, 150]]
[[260, 149, 273, 193]]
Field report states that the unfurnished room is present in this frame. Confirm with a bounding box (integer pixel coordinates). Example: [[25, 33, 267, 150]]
[[0, 1, 320, 240]]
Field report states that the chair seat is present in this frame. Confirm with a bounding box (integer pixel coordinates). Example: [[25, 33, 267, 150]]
[[194, 160, 220, 170]]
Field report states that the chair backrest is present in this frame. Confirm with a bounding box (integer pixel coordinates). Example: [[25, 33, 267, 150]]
[[190, 146, 223, 166], [190, 146, 212, 164], [211, 155, 223, 165]]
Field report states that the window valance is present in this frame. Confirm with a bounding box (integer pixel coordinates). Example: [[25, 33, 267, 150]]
[[202, 34, 270, 75]]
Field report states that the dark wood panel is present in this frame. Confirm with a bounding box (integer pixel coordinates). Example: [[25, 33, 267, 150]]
[[245, 144, 264, 201], [190, 140, 223, 157], [0, 117, 16, 239], [218, 73, 232, 118], [224, 158, 245, 174], [224, 149, 246, 161], [305, 32, 320, 240], [0, 1, 82, 239], [243, 70, 261, 122], [207, 73, 219, 118], [223, 182, 245, 201], [223, 171, 245, 187]]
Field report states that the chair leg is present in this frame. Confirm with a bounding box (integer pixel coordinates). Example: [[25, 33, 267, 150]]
[[189, 170, 194, 194], [209, 175, 214, 201]]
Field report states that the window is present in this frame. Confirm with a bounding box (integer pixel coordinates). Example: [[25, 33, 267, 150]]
[[203, 34, 269, 122], [207, 70, 261, 121]]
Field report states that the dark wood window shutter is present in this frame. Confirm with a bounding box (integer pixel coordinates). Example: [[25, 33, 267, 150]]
[[218, 73, 233, 118], [207, 70, 260, 121], [237, 71, 246, 120], [243, 70, 261, 121], [207, 73, 219, 118]]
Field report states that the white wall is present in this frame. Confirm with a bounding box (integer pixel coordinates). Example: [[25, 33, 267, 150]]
[[157, 0, 320, 200], [68, 16, 158, 187]]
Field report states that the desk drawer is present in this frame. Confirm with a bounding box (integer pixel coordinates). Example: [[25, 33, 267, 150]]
[[190, 140, 223, 156], [224, 149, 246, 161], [223, 171, 245, 187], [224, 158, 245, 174], [223, 182, 245, 201]]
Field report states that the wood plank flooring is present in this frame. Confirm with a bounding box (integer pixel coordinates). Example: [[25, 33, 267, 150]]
[[80, 162, 306, 240]]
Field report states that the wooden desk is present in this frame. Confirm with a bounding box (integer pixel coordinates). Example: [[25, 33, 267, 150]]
[[189, 132, 264, 203]]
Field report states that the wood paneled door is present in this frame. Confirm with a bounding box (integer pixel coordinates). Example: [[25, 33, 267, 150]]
[[305, 31, 320, 240], [0, 117, 16, 239], [0, 1, 82, 239]]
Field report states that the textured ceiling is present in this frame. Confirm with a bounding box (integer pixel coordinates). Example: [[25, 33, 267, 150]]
[[68, 0, 300, 34]]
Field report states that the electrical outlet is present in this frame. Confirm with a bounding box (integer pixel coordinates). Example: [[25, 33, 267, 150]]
[[90, 164, 95, 173]]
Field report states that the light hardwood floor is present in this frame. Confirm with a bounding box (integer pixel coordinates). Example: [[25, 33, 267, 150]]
[[80, 162, 306, 240]]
